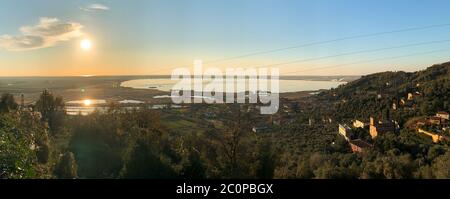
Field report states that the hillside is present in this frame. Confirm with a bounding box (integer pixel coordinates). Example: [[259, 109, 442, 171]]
[[339, 62, 449, 95], [315, 62, 450, 123], [269, 62, 450, 179]]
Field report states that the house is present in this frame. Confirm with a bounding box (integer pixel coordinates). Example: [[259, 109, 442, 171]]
[[339, 124, 351, 140], [400, 98, 413, 105], [416, 119, 428, 127], [407, 93, 414, 100], [436, 112, 449, 120], [352, 119, 368, 129], [377, 90, 391, 99], [417, 128, 448, 143], [309, 118, 314, 126], [392, 102, 397, 110], [430, 116, 442, 125], [349, 139, 373, 153], [369, 117, 396, 138]]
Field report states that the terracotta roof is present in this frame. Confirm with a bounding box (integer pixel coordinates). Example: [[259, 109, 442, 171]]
[[437, 111, 449, 115], [431, 116, 442, 120], [349, 139, 373, 148]]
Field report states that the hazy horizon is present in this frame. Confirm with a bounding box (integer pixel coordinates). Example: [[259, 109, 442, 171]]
[[0, 74, 363, 78]]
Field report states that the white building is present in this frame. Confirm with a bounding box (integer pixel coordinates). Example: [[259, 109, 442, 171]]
[[352, 120, 367, 128], [436, 112, 449, 120], [339, 124, 351, 141]]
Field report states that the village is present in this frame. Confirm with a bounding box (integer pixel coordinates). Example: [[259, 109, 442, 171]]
[[336, 89, 450, 153], [199, 87, 450, 155]]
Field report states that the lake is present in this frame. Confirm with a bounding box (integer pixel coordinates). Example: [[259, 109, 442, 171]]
[[120, 78, 346, 93], [65, 99, 185, 115], [65, 78, 346, 115]]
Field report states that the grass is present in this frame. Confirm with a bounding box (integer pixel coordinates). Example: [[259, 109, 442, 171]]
[[161, 112, 206, 134]]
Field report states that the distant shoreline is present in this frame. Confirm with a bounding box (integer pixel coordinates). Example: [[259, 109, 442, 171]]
[[0, 75, 360, 82], [0, 75, 355, 104]]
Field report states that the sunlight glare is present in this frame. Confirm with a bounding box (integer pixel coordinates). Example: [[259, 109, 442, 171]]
[[80, 39, 92, 50], [83, 99, 92, 106]]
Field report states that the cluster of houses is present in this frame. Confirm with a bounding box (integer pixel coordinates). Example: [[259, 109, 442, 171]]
[[392, 92, 421, 111], [339, 111, 449, 151], [414, 111, 449, 143], [339, 117, 398, 153]]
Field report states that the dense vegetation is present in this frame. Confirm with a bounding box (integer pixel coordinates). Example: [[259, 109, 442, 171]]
[[323, 62, 450, 121], [0, 62, 449, 179], [0, 92, 275, 178]]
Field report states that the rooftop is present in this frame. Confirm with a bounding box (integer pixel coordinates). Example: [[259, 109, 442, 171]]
[[349, 139, 373, 148]]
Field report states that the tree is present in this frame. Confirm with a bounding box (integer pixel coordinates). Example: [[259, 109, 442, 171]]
[[180, 150, 206, 179], [432, 152, 450, 179], [427, 145, 446, 161], [35, 90, 55, 120], [54, 152, 78, 179], [35, 90, 65, 133], [361, 153, 415, 179], [254, 140, 276, 179], [0, 93, 18, 113], [296, 157, 314, 178], [208, 104, 254, 178], [0, 114, 36, 178], [118, 109, 178, 179], [37, 144, 50, 164], [120, 138, 177, 179], [330, 135, 352, 153]]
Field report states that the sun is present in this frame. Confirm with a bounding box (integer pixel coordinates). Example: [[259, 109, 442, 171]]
[[83, 99, 92, 106], [80, 39, 92, 50]]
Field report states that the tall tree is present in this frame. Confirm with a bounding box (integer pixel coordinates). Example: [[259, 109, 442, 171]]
[[208, 104, 254, 178], [35, 90, 65, 133], [254, 140, 276, 179], [54, 152, 78, 179], [0, 93, 18, 113]]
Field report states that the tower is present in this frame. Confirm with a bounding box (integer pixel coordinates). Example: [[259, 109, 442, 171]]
[[370, 117, 375, 126]]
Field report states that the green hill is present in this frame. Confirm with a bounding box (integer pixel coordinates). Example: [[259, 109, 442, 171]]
[[318, 62, 450, 123]]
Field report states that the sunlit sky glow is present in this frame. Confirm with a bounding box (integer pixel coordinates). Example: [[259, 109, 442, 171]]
[[1, 0, 450, 76]]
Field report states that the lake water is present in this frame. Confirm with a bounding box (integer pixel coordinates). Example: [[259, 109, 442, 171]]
[[120, 78, 346, 93], [66, 79, 345, 115], [65, 99, 184, 115], [66, 106, 106, 116], [66, 99, 107, 105]]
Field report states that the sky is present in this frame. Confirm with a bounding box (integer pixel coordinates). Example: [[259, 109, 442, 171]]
[[1, 0, 450, 76]]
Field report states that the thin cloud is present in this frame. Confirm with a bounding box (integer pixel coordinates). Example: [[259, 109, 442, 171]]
[[80, 4, 110, 12], [0, 17, 84, 51]]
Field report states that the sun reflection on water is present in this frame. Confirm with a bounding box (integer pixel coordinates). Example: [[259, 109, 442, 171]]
[[83, 99, 92, 106]]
